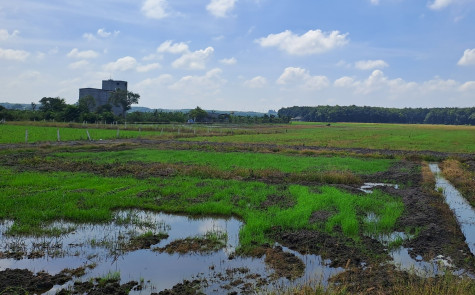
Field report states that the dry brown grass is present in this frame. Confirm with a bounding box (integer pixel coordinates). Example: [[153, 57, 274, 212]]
[[440, 159, 475, 207], [421, 162, 436, 193]]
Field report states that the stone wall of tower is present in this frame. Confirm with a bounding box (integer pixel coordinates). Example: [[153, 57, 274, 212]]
[[102, 80, 127, 92]]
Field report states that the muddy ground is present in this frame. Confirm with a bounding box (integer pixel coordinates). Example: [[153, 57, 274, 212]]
[[0, 268, 82, 295], [1, 139, 475, 294]]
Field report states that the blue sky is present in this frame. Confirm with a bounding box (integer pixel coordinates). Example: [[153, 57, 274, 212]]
[[1, 0, 474, 112]]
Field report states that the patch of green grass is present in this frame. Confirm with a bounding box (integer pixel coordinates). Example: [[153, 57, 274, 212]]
[[187, 122, 475, 153], [0, 166, 403, 252], [52, 148, 393, 174], [0, 124, 164, 143], [98, 271, 121, 284]]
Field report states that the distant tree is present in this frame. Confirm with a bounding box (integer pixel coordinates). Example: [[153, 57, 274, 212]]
[[39, 97, 67, 113], [78, 95, 96, 113], [108, 89, 140, 118], [39, 97, 67, 120], [62, 105, 80, 122], [188, 106, 208, 122], [31, 102, 37, 111]]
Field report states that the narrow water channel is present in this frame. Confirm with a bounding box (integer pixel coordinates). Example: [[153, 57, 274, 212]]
[[429, 163, 475, 255]]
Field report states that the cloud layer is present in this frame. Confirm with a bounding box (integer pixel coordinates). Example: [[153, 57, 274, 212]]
[[257, 29, 349, 55]]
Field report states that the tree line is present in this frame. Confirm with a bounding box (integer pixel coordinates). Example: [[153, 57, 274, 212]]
[[278, 105, 475, 125], [0, 96, 290, 124]]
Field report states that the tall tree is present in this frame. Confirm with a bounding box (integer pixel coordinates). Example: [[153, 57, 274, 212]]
[[108, 90, 140, 118], [78, 95, 96, 113], [189, 106, 208, 122]]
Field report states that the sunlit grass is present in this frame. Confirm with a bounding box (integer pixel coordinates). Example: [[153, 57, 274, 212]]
[[188, 122, 475, 153], [52, 148, 394, 174], [0, 166, 402, 251]]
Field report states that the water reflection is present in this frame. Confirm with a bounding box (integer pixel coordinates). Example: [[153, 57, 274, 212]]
[[0, 210, 342, 294], [429, 164, 475, 255]]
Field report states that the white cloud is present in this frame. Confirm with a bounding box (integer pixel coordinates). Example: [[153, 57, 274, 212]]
[[0, 48, 29, 61], [355, 59, 389, 70], [157, 40, 189, 54], [142, 0, 169, 19], [0, 29, 19, 41], [459, 81, 475, 91], [428, 0, 455, 10], [421, 77, 458, 92], [67, 48, 99, 59], [136, 63, 161, 72], [339, 70, 445, 96], [244, 76, 267, 88], [172, 47, 214, 70], [277, 67, 329, 90], [69, 60, 90, 69], [370, 0, 380, 4], [219, 57, 237, 65], [256, 29, 349, 55], [84, 28, 119, 41], [334, 76, 356, 88], [169, 68, 226, 95], [97, 28, 120, 38], [206, 0, 237, 17], [104, 56, 138, 72], [457, 48, 475, 66]]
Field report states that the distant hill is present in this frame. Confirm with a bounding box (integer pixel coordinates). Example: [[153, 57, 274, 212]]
[[0, 103, 32, 110]]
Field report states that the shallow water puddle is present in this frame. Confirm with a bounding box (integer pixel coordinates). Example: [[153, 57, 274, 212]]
[[359, 182, 399, 193], [0, 210, 342, 294], [390, 247, 454, 277], [429, 163, 475, 255]]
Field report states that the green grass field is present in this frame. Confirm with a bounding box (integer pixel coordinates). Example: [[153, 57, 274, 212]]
[[2, 121, 475, 153], [53, 148, 394, 174], [188, 122, 475, 153]]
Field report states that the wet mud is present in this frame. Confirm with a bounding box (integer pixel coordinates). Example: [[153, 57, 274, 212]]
[[274, 228, 387, 268], [263, 246, 305, 280], [56, 278, 139, 295], [155, 236, 226, 254], [153, 279, 204, 295], [0, 268, 78, 295]]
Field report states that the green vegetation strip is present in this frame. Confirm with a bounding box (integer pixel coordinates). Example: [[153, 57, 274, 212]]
[[188, 122, 475, 153], [0, 167, 403, 251], [0, 124, 159, 143], [53, 149, 393, 174]]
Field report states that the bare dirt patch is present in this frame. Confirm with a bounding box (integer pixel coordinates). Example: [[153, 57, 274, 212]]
[[155, 236, 226, 255], [0, 268, 77, 295], [264, 246, 305, 280]]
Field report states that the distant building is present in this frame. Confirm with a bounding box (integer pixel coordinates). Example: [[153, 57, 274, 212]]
[[79, 79, 127, 116]]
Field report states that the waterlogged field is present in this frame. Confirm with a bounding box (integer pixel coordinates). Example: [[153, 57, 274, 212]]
[[0, 166, 402, 249], [1, 122, 475, 294]]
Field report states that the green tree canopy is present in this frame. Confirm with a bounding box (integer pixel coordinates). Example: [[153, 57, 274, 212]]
[[39, 97, 67, 113], [108, 89, 140, 118], [78, 95, 96, 113], [189, 106, 208, 122]]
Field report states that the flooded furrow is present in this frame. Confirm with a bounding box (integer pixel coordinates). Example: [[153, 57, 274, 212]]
[[429, 163, 475, 256]]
